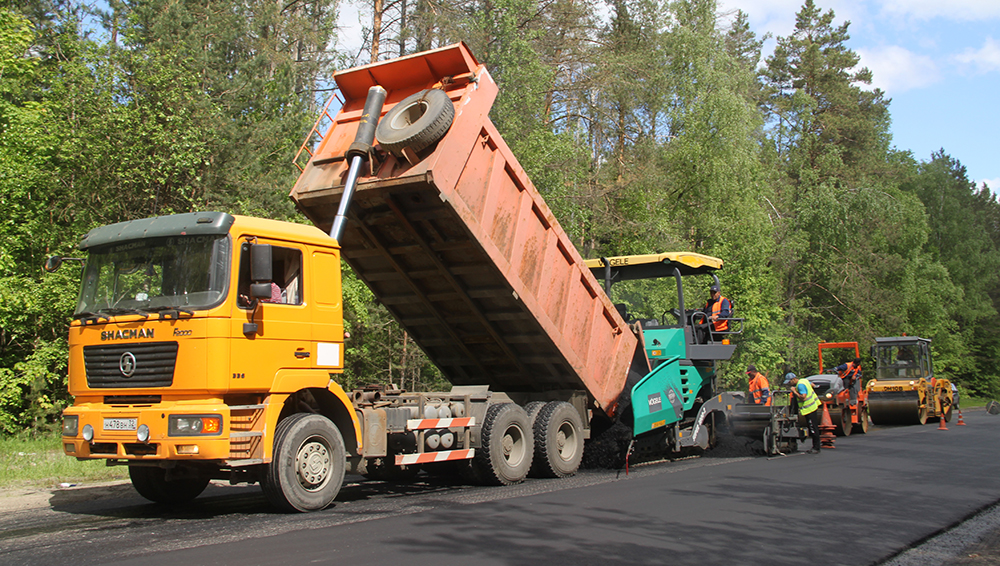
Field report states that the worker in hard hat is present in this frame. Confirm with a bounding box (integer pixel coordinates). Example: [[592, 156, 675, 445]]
[[704, 284, 731, 343], [833, 357, 862, 408], [786, 373, 821, 454], [746, 365, 771, 406]]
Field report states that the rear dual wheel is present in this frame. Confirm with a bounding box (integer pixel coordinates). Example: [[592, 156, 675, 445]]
[[530, 401, 584, 478], [472, 403, 533, 485]]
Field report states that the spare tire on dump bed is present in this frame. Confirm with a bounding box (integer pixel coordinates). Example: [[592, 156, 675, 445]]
[[375, 89, 454, 156]]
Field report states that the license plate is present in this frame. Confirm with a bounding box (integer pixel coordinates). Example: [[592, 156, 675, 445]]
[[104, 418, 138, 431]]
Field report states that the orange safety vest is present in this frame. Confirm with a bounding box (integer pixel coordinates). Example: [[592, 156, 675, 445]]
[[749, 373, 772, 406], [706, 296, 730, 332], [839, 362, 860, 383]]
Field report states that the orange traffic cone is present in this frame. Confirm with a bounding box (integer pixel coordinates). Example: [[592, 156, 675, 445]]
[[938, 412, 949, 430], [957, 409, 967, 426], [819, 403, 836, 448]]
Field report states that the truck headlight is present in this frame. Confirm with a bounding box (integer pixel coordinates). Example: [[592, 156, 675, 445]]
[[82, 424, 94, 442], [137, 424, 151, 443], [62, 415, 79, 437], [168, 415, 222, 436]]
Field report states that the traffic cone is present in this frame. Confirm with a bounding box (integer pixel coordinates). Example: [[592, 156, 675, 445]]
[[957, 408, 967, 426], [938, 412, 949, 430], [819, 403, 836, 448]]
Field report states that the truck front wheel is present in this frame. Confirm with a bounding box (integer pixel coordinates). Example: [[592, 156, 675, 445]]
[[263, 413, 346, 512], [129, 465, 210, 504]]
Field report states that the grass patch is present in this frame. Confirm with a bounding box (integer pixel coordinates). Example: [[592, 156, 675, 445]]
[[960, 396, 995, 409], [0, 434, 127, 491]]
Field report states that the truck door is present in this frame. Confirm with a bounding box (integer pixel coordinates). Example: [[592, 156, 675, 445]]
[[230, 240, 313, 391]]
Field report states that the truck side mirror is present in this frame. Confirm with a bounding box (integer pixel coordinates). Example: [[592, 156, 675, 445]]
[[43, 256, 63, 272], [250, 244, 273, 282], [248, 244, 274, 301]]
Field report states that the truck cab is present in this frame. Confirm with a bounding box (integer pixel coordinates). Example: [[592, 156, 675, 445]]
[[54, 212, 359, 510]]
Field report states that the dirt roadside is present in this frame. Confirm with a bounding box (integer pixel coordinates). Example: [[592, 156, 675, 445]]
[[0, 479, 135, 513]]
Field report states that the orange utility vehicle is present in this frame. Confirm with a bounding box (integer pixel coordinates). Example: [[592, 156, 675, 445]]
[[52, 43, 738, 512], [801, 342, 869, 435]]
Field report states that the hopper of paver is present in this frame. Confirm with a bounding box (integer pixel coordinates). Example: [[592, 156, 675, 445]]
[[290, 43, 640, 416]]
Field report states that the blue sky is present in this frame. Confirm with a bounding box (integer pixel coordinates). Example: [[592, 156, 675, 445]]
[[719, 0, 1000, 192]]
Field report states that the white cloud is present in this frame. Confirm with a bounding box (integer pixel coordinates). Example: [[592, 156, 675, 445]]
[[955, 37, 1000, 74], [856, 45, 940, 93], [979, 178, 1000, 194], [718, 0, 863, 39], [879, 0, 1000, 21]]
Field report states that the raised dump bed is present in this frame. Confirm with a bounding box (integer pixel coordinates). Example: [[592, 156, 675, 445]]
[[290, 43, 638, 415]]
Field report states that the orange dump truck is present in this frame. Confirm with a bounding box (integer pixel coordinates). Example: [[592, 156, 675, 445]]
[[54, 43, 646, 512]]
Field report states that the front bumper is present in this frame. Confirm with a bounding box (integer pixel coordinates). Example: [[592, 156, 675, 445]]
[[62, 401, 233, 461]]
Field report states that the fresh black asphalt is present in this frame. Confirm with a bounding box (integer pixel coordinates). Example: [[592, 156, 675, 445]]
[[3, 409, 999, 566]]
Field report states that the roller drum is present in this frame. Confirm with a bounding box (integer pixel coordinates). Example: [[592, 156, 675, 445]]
[[868, 391, 922, 425]]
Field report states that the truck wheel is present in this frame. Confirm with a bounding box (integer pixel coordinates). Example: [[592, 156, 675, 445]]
[[129, 466, 209, 504], [473, 403, 533, 485], [530, 401, 584, 478], [263, 413, 346, 512], [524, 401, 546, 424], [375, 89, 454, 155]]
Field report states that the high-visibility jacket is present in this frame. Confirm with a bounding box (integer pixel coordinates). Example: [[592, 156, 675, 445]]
[[797, 379, 821, 416], [704, 296, 731, 332], [838, 361, 861, 384], [749, 372, 771, 406]]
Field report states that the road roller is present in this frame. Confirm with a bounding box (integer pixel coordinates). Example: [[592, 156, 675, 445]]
[[867, 336, 953, 425]]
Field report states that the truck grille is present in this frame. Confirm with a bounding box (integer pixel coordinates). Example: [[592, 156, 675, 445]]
[[84, 342, 179, 388]]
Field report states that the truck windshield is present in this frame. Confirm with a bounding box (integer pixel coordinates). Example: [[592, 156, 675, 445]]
[[77, 235, 231, 315]]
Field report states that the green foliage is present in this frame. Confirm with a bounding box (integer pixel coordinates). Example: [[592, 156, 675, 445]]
[[3, 0, 1000, 434], [0, 272, 78, 434], [0, 432, 127, 488], [340, 263, 446, 392]]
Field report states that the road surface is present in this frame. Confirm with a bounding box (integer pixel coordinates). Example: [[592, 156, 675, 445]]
[[2, 409, 998, 566]]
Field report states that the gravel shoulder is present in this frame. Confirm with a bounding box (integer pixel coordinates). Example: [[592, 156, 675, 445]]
[[0, 480, 134, 513]]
